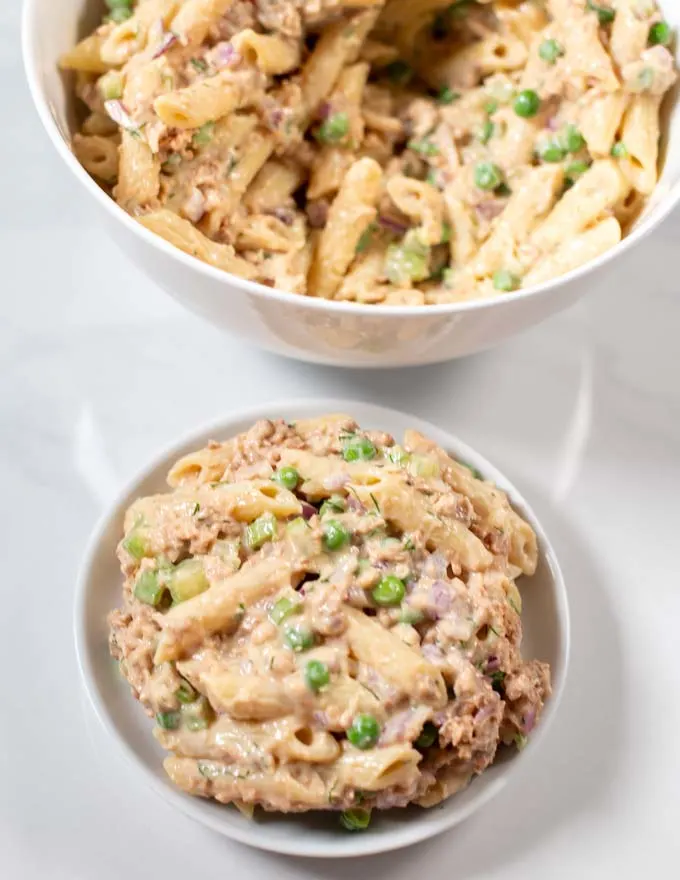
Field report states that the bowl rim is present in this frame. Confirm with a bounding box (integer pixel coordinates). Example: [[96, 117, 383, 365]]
[[21, 0, 680, 317], [73, 398, 571, 858]]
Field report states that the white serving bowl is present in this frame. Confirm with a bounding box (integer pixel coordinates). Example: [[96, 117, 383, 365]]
[[22, 0, 680, 367], [74, 400, 569, 858]]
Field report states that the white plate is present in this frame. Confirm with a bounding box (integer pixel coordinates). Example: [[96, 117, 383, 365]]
[[74, 400, 570, 858]]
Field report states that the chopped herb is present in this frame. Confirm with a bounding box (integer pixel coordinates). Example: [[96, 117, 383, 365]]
[[508, 596, 521, 615], [488, 624, 500, 637], [190, 502, 200, 515], [403, 536, 416, 551], [385, 60, 413, 85], [514, 733, 528, 750], [460, 460, 484, 480], [356, 222, 377, 254], [484, 99, 498, 115], [489, 670, 506, 694], [156, 711, 180, 730], [161, 153, 182, 172], [340, 808, 371, 831], [369, 492, 381, 513], [190, 58, 209, 74], [176, 681, 197, 704], [437, 86, 460, 104], [440, 222, 452, 244], [192, 121, 215, 147], [478, 119, 494, 144], [415, 722, 438, 748], [407, 137, 440, 157]]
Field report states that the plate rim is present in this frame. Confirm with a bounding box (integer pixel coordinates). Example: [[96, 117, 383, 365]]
[[74, 398, 571, 858]]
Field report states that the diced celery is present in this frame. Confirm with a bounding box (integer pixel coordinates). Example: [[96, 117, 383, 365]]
[[181, 696, 213, 731], [384, 231, 430, 285], [212, 539, 241, 572], [122, 530, 149, 560], [245, 513, 277, 550], [168, 558, 210, 604], [134, 570, 165, 606], [408, 454, 440, 478]]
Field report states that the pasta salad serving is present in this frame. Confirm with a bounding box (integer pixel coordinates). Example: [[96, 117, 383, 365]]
[[109, 415, 550, 829], [61, 0, 676, 306]]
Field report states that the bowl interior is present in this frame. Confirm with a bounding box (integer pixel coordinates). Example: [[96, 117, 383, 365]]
[[75, 400, 570, 858]]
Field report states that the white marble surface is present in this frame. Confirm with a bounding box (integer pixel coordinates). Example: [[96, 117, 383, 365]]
[[4, 2, 680, 876]]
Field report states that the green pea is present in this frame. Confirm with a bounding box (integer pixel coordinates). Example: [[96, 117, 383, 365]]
[[437, 86, 460, 104], [340, 808, 371, 831], [305, 660, 330, 692], [192, 121, 215, 146], [565, 160, 590, 183], [384, 234, 431, 284], [283, 624, 315, 653], [559, 124, 585, 153], [649, 21, 672, 45], [586, 0, 615, 24], [407, 137, 440, 157], [105, 0, 134, 8], [513, 89, 541, 118], [478, 119, 494, 145], [134, 570, 165, 607], [537, 140, 566, 163], [347, 714, 380, 749], [538, 38, 563, 64], [106, 6, 133, 21], [372, 575, 406, 606], [474, 162, 503, 191], [385, 60, 413, 85], [484, 98, 498, 115], [610, 140, 628, 158], [175, 681, 197, 704], [415, 722, 438, 748], [322, 519, 351, 552], [316, 112, 349, 144], [343, 435, 377, 462], [245, 513, 277, 550], [156, 711, 181, 730], [269, 596, 301, 625], [493, 269, 520, 292], [272, 466, 299, 491]]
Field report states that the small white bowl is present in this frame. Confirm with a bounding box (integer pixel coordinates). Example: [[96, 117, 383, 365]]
[[22, 0, 680, 367], [74, 400, 570, 858]]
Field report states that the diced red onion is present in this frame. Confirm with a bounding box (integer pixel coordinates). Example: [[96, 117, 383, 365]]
[[152, 30, 178, 59], [379, 215, 409, 234], [272, 207, 295, 226], [522, 708, 536, 733], [183, 188, 206, 224], [345, 494, 365, 513], [300, 502, 316, 520], [379, 709, 414, 746], [433, 710, 447, 725], [485, 655, 500, 672], [425, 551, 448, 578], [428, 580, 452, 617], [306, 200, 329, 229], [213, 42, 239, 69], [317, 101, 332, 120], [475, 199, 506, 222], [313, 710, 329, 727], [323, 472, 350, 491], [422, 643, 445, 664], [546, 115, 559, 132], [475, 703, 496, 724], [104, 100, 136, 132]]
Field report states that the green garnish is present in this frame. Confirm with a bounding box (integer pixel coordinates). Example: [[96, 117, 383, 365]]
[[106, 6, 133, 23], [586, 0, 615, 24], [322, 519, 351, 552], [513, 89, 540, 118], [347, 714, 380, 749], [192, 121, 215, 147], [340, 808, 372, 831], [386, 445, 410, 466], [245, 513, 277, 550], [305, 659, 330, 692], [385, 230, 431, 284], [272, 466, 299, 491], [133, 570, 165, 607], [181, 697, 212, 731], [611, 140, 628, 158], [489, 670, 506, 694], [484, 98, 498, 115], [407, 137, 440, 157], [565, 160, 590, 183], [269, 597, 301, 625], [372, 575, 406, 606], [478, 119, 494, 144], [536, 139, 566, 163], [190, 58, 209, 73], [320, 495, 346, 516], [492, 269, 520, 292], [538, 38, 563, 64], [437, 86, 460, 104], [342, 435, 377, 462], [474, 161, 503, 191], [356, 223, 376, 254], [440, 222, 452, 244], [415, 722, 438, 748], [316, 112, 350, 144], [283, 624, 315, 653], [176, 681, 198, 704], [156, 711, 180, 730], [385, 60, 413, 85], [649, 21, 672, 45]]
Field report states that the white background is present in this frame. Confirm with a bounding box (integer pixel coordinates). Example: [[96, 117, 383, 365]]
[[3, 1, 680, 876]]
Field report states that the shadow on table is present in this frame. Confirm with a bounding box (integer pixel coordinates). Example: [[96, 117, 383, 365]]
[[242, 481, 626, 879]]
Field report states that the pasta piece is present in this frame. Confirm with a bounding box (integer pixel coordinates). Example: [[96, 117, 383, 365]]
[[155, 556, 295, 663], [153, 69, 249, 128], [231, 29, 301, 75], [138, 211, 258, 277], [523, 217, 622, 285], [336, 247, 391, 303], [335, 743, 422, 791], [115, 130, 160, 210], [386, 176, 444, 246], [244, 160, 305, 213], [618, 94, 663, 194], [268, 720, 342, 764], [562, 12, 620, 92], [422, 34, 528, 90], [277, 448, 395, 499], [307, 157, 383, 299], [529, 160, 630, 255], [100, 0, 182, 67], [81, 112, 118, 137], [345, 607, 448, 706], [170, 0, 236, 46], [59, 32, 114, 74], [577, 91, 629, 158], [179, 659, 293, 720], [610, 0, 652, 67], [73, 134, 119, 183]]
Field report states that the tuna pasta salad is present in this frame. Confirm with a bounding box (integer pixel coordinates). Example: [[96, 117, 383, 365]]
[[109, 415, 550, 828], [61, 0, 676, 305]]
